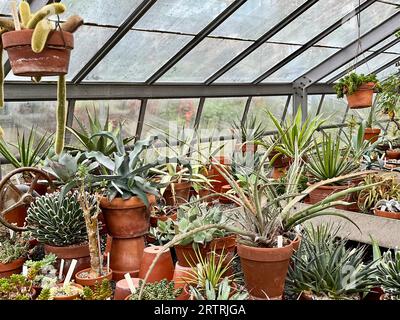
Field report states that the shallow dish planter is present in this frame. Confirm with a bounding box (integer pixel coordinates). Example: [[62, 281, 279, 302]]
[[52, 283, 83, 300], [163, 182, 191, 206], [346, 82, 375, 109], [237, 242, 293, 300], [75, 267, 113, 288], [0, 257, 25, 278], [363, 128, 381, 143], [2, 29, 73, 77], [374, 208, 400, 220]]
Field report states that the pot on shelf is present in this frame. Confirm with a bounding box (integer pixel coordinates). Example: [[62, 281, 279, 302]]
[[52, 283, 84, 300], [386, 149, 400, 160], [374, 208, 400, 220], [174, 243, 209, 268], [114, 278, 141, 300], [138, 246, 174, 283], [237, 241, 293, 300], [74, 267, 113, 288], [163, 182, 192, 206], [0, 257, 25, 278], [208, 156, 231, 194], [308, 183, 358, 211], [363, 128, 381, 143], [44, 243, 90, 278], [346, 82, 375, 109], [2, 29, 74, 77]]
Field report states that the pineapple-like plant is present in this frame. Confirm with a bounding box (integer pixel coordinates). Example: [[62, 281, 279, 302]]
[[26, 191, 95, 246]]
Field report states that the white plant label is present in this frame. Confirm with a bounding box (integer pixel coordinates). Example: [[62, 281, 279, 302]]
[[107, 252, 110, 274], [277, 236, 283, 248], [63, 259, 77, 288], [9, 229, 14, 239], [58, 259, 65, 280], [22, 265, 28, 276], [124, 273, 136, 294]]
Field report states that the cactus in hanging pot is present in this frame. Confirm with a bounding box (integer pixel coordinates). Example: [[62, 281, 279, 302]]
[[0, 1, 84, 155]]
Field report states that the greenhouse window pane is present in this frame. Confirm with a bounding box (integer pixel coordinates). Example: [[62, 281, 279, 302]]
[[317, 2, 398, 48], [317, 95, 348, 125], [370, 35, 398, 52], [141, 99, 199, 140], [0, 101, 56, 146], [216, 42, 300, 83], [342, 53, 398, 75], [377, 65, 399, 80], [72, 100, 141, 145], [135, 0, 234, 34], [60, 0, 144, 26], [262, 47, 339, 82], [211, 0, 308, 40], [308, 95, 323, 117], [85, 31, 192, 82], [158, 38, 251, 83], [270, 0, 365, 45], [246, 96, 289, 130], [199, 98, 246, 138], [385, 41, 400, 54]]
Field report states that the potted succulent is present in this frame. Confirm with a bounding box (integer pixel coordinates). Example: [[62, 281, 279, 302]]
[[81, 279, 113, 300], [334, 72, 380, 109], [362, 97, 382, 143], [0, 1, 84, 155], [189, 277, 248, 300], [286, 224, 377, 300], [374, 199, 400, 220], [0, 227, 29, 278], [306, 134, 362, 211], [376, 250, 400, 300], [0, 274, 36, 300], [126, 279, 182, 300], [231, 115, 266, 153], [26, 191, 90, 277], [45, 282, 84, 300], [24, 254, 58, 295], [149, 200, 177, 228]]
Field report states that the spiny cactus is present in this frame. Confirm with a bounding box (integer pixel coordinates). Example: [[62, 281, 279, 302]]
[[0, 228, 29, 264], [129, 280, 182, 300], [26, 191, 92, 247], [55, 74, 67, 155]]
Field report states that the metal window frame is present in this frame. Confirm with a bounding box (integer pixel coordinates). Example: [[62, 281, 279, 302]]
[[145, 0, 247, 84]]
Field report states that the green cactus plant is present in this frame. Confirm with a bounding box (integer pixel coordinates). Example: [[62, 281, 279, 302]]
[[26, 191, 91, 247], [129, 279, 182, 300], [56, 74, 67, 155]]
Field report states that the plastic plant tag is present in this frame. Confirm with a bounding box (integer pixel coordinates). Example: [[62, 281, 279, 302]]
[[124, 273, 136, 294], [58, 259, 65, 280], [63, 259, 77, 288], [9, 229, 14, 239], [277, 236, 283, 248], [22, 265, 28, 276], [107, 252, 110, 274]]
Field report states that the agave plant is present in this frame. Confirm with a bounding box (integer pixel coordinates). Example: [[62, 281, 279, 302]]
[[231, 114, 266, 145], [189, 277, 248, 300], [375, 199, 400, 212], [265, 108, 326, 160], [0, 126, 53, 169], [66, 107, 134, 156], [376, 250, 400, 299], [286, 224, 378, 300]]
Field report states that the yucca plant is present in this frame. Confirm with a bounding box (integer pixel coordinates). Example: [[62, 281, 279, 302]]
[[265, 108, 326, 160], [189, 277, 248, 300], [307, 133, 360, 184], [26, 191, 89, 246], [0, 126, 53, 170], [231, 114, 266, 144], [341, 120, 378, 159], [66, 107, 134, 156], [286, 224, 378, 300], [376, 250, 400, 299]]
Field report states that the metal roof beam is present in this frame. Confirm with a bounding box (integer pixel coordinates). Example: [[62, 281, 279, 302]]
[[204, 0, 319, 85], [370, 55, 400, 75], [145, 0, 247, 84]]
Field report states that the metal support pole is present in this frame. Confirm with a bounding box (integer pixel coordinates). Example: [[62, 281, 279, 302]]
[[135, 98, 148, 140], [65, 99, 76, 144]]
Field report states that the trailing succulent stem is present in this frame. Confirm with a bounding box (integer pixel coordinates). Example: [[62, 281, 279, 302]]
[[26, 3, 66, 29], [19, 1, 31, 28], [55, 75, 67, 155], [31, 19, 53, 53]]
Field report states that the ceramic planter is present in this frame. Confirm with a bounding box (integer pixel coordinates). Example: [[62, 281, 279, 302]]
[[114, 278, 140, 300], [44, 243, 90, 278], [52, 283, 84, 300], [0, 257, 25, 278], [374, 208, 400, 220], [138, 246, 174, 282], [346, 82, 375, 109], [100, 195, 155, 238], [363, 128, 381, 143], [74, 267, 113, 288], [163, 182, 192, 206], [2, 29, 74, 77], [237, 242, 293, 299]]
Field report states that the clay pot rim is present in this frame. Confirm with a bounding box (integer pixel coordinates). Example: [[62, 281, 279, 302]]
[[307, 182, 352, 190], [44, 242, 89, 259], [374, 208, 400, 219], [2, 29, 74, 49], [75, 267, 113, 281], [52, 283, 84, 299], [364, 127, 381, 133], [0, 257, 26, 272], [166, 181, 192, 190], [100, 194, 156, 209], [237, 241, 293, 262]]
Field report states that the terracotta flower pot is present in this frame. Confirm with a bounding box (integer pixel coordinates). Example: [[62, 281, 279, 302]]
[[237, 242, 293, 300], [163, 182, 192, 206], [308, 183, 357, 211], [149, 212, 177, 228], [172, 262, 195, 289], [114, 278, 140, 300], [100, 195, 155, 238], [44, 243, 90, 278], [386, 149, 400, 160], [346, 82, 375, 109], [208, 156, 231, 193], [363, 128, 381, 143], [52, 283, 83, 300], [2, 29, 74, 77], [219, 184, 234, 204], [74, 267, 113, 288], [374, 208, 400, 220], [3, 206, 27, 228], [291, 235, 301, 252], [138, 246, 174, 282], [174, 243, 209, 267], [0, 257, 25, 278]]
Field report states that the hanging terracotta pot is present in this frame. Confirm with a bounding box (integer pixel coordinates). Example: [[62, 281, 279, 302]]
[[2, 29, 74, 77], [346, 82, 375, 109], [363, 128, 381, 143], [138, 246, 174, 283], [163, 182, 192, 206], [0, 257, 25, 278], [74, 267, 113, 288], [374, 208, 400, 220], [44, 243, 90, 278], [237, 242, 293, 300]]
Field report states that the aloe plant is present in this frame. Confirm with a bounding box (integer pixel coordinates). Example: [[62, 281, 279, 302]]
[[376, 250, 400, 299], [0, 126, 53, 169]]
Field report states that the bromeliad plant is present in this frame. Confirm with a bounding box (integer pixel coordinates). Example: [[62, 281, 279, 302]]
[[286, 224, 378, 300]]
